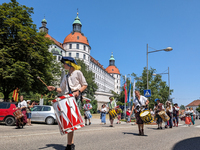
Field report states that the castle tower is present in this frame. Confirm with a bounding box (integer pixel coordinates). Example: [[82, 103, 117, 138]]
[[39, 18, 48, 34], [63, 12, 91, 66], [105, 53, 121, 94]]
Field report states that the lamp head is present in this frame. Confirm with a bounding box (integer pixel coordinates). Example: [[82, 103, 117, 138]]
[[164, 47, 173, 52]]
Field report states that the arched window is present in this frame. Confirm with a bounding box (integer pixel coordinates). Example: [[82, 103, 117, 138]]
[[83, 54, 86, 59]]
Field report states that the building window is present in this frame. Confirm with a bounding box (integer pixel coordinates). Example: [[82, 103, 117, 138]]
[[83, 54, 86, 59], [69, 44, 72, 49], [112, 69, 114, 71], [77, 44, 79, 49], [77, 36, 79, 40], [76, 53, 79, 58], [69, 52, 71, 57], [84, 45, 86, 51]]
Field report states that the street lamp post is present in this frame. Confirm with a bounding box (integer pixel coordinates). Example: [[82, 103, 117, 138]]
[[153, 67, 171, 102], [147, 44, 173, 89]]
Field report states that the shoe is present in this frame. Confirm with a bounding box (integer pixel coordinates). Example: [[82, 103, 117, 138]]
[[116, 122, 118, 124], [85, 123, 87, 126], [165, 125, 168, 128], [65, 144, 75, 150], [176, 124, 178, 127], [160, 127, 162, 129], [110, 125, 113, 127], [157, 127, 160, 129], [169, 126, 172, 128], [89, 122, 91, 125], [15, 126, 20, 129]]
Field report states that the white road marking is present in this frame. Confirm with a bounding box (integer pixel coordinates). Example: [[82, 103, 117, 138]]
[[195, 125, 200, 128]]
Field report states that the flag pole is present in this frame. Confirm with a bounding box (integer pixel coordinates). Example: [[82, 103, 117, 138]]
[[124, 75, 126, 120]]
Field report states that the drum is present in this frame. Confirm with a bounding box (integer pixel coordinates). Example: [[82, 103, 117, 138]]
[[85, 111, 92, 119], [140, 110, 153, 124], [158, 110, 170, 122], [51, 94, 84, 135], [108, 109, 117, 119], [13, 109, 24, 120]]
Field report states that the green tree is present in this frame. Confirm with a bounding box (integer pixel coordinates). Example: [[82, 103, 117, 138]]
[[131, 67, 173, 109], [0, 0, 59, 99], [196, 105, 200, 113], [76, 59, 98, 113], [180, 105, 185, 110]]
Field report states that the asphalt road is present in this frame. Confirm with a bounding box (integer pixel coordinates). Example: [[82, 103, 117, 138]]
[[0, 120, 200, 150]]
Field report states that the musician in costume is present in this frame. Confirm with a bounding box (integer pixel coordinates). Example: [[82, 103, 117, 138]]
[[15, 95, 28, 129], [190, 107, 195, 125], [184, 107, 191, 126], [165, 101, 173, 128], [173, 103, 180, 127], [130, 90, 149, 136], [83, 98, 92, 125], [154, 98, 164, 129], [116, 106, 122, 124], [47, 57, 87, 150], [107, 96, 117, 127]]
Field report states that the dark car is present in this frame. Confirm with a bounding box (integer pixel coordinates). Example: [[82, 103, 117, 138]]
[[0, 102, 17, 126]]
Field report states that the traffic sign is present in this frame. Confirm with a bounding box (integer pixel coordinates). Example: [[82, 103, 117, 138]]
[[144, 89, 151, 97]]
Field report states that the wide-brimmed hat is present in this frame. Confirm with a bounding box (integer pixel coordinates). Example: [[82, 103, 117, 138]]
[[165, 101, 171, 105], [174, 103, 178, 105], [109, 96, 114, 100], [61, 57, 80, 70], [27, 100, 31, 103], [155, 98, 160, 102], [83, 96, 91, 102]]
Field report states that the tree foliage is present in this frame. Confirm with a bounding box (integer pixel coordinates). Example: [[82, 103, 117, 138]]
[[0, 0, 59, 99], [180, 105, 185, 110], [196, 105, 200, 113]]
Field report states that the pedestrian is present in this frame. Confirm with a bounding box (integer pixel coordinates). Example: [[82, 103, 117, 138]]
[[47, 56, 88, 150], [189, 107, 195, 125], [107, 96, 117, 127], [165, 101, 173, 128], [126, 108, 131, 123], [154, 98, 164, 129], [130, 90, 149, 136], [15, 95, 28, 129], [116, 106, 122, 124], [100, 104, 107, 125], [83, 98, 92, 125], [185, 107, 191, 126], [173, 103, 180, 127], [26, 100, 35, 126]]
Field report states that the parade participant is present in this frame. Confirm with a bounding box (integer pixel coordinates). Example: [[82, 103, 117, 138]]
[[190, 107, 195, 125], [165, 101, 173, 128], [107, 96, 117, 127], [126, 108, 131, 123], [184, 107, 191, 126], [15, 95, 27, 129], [26, 100, 35, 126], [47, 56, 87, 150], [83, 98, 92, 125], [154, 98, 164, 129], [150, 108, 154, 120], [116, 106, 122, 124], [173, 103, 180, 127], [100, 104, 107, 125], [130, 90, 149, 136]]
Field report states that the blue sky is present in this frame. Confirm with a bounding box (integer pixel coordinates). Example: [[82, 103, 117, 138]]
[[2, 0, 200, 106]]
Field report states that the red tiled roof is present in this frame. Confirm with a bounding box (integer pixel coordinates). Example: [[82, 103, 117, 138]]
[[186, 100, 200, 107], [90, 56, 106, 70], [105, 66, 120, 74], [63, 32, 89, 46], [45, 34, 64, 50]]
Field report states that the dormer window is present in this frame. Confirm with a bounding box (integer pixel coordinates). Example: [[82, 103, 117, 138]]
[[77, 36, 79, 40]]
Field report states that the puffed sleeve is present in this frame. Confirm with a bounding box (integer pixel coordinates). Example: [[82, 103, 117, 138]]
[[77, 71, 88, 86]]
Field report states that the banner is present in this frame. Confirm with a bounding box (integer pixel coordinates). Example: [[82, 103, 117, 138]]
[[127, 77, 131, 103], [131, 79, 135, 107], [124, 78, 127, 103], [12, 88, 19, 102]]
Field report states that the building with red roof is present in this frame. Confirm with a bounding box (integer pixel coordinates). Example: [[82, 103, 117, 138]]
[[39, 13, 120, 109], [186, 100, 200, 117]]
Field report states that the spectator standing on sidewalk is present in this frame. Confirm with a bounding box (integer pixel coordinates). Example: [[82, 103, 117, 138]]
[[126, 108, 131, 123], [100, 104, 107, 125], [83, 98, 92, 125], [26, 100, 35, 126]]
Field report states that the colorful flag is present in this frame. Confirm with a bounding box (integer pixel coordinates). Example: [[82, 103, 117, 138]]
[[12, 88, 19, 102], [124, 78, 127, 103], [127, 77, 131, 103], [131, 79, 135, 106]]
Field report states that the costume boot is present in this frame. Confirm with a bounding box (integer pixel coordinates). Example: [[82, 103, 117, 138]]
[[173, 120, 176, 127], [141, 129, 144, 136], [139, 129, 141, 135], [65, 144, 75, 150], [176, 121, 178, 127]]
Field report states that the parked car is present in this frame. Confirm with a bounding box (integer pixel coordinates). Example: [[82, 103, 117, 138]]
[[31, 105, 56, 125], [0, 102, 17, 126]]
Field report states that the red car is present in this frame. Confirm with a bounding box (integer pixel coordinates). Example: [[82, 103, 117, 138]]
[[0, 102, 17, 126]]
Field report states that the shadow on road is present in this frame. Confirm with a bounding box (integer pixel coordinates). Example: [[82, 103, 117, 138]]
[[123, 132, 148, 136], [39, 144, 65, 150], [172, 137, 200, 150]]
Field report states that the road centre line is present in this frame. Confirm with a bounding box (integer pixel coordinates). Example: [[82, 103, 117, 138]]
[[0, 126, 136, 138]]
